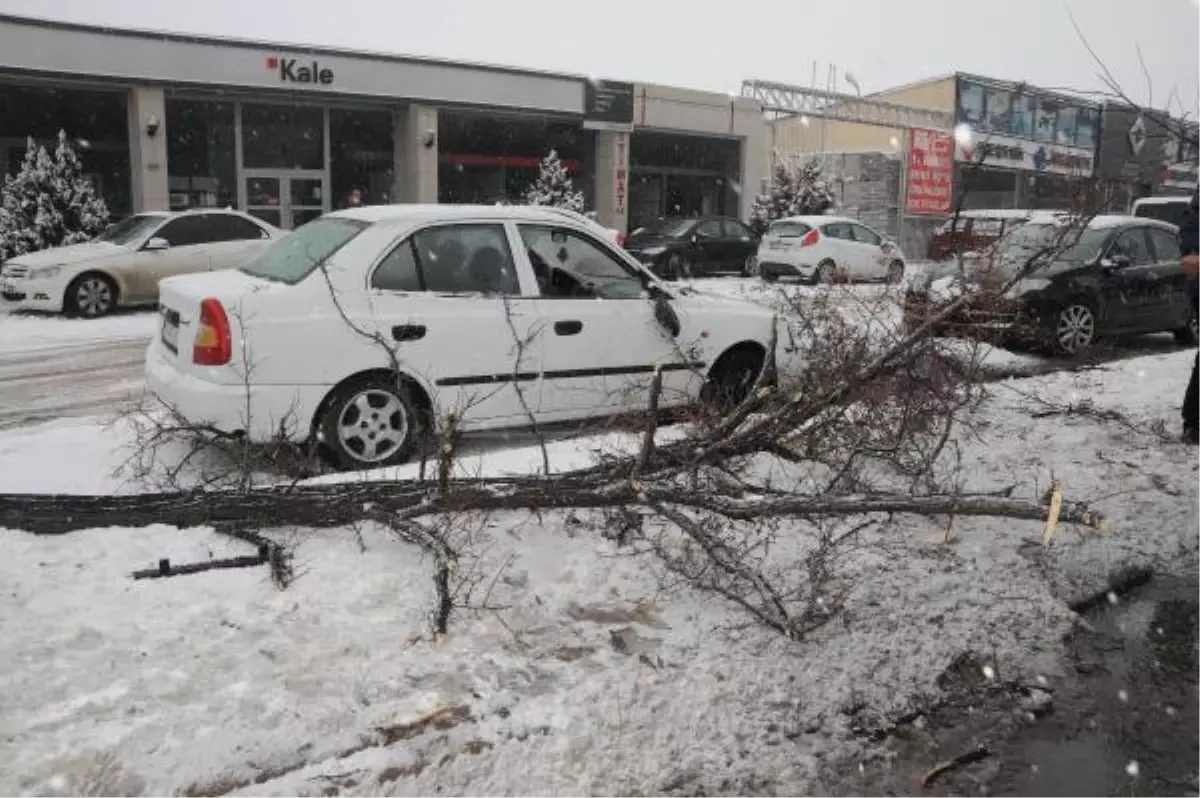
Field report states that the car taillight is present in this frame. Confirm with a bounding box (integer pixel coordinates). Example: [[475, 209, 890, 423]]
[[800, 229, 820, 247], [616, 231, 627, 248], [193, 298, 232, 366]]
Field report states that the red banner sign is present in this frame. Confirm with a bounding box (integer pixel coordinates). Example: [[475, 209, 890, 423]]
[[905, 128, 954, 215]]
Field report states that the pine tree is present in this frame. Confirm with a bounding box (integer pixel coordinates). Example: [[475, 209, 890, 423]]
[[0, 131, 109, 260], [748, 159, 835, 236], [524, 149, 585, 212]]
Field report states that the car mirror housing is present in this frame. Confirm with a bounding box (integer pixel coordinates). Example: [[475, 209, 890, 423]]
[[144, 237, 170, 252]]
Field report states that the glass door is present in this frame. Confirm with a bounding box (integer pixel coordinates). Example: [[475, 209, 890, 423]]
[[244, 170, 327, 230]]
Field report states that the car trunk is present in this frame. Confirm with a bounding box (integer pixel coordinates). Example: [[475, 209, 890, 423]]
[[156, 270, 282, 384]]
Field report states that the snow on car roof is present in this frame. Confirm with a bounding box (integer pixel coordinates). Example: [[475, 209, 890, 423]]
[[1132, 196, 1192, 206], [327, 204, 590, 225], [774, 215, 855, 225], [1020, 213, 1177, 231]]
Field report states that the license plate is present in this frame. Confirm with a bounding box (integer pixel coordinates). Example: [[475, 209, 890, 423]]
[[161, 311, 180, 353]]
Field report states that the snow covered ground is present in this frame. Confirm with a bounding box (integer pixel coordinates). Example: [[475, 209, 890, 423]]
[[1, 349, 1195, 795], [0, 307, 158, 356]]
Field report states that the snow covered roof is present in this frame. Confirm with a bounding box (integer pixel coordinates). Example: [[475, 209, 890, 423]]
[[327, 204, 600, 226], [1132, 196, 1192, 206]]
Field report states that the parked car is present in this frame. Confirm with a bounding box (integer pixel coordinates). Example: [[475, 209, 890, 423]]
[[625, 216, 758, 279], [755, 216, 906, 284], [146, 205, 784, 471], [903, 215, 1197, 355], [1132, 195, 1192, 228], [0, 209, 281, 317], [925, 210, 1040, 262]]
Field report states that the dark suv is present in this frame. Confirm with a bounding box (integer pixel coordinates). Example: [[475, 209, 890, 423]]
[[625, 217, 759, 279], [904, 215, 1197, 355]]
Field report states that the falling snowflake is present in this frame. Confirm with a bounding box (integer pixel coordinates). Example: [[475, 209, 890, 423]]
[[982, 665, 996, 680], [1125, 760, 1140, 778], [1036, 674, 1048, 686], [1118, 689, 1129, 702], [1106, 591, 1120, 605], [1166, 705, 1177, 717]]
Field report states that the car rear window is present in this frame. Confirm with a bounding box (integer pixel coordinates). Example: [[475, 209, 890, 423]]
[[768, 221, 811, 237], [240, 217, 366, 284]]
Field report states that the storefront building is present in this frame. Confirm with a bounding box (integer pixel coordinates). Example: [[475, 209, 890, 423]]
[[0, 14, 767, 233], [1095, 103, 1199, 209]]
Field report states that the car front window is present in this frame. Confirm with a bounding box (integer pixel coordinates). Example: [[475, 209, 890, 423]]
[[96, 214, 163, 245], [240, 217, 366, 284]]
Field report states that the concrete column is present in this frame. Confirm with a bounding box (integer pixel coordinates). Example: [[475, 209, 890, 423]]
[[591, 129, 630, 233], [738, 125, 769, 223], [393, 104, 439, 204], [127, 87, 169, 212]]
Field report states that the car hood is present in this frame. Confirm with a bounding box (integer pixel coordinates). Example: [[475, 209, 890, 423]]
[[676, 288, 774, 318], [3, 241, 127, 268]]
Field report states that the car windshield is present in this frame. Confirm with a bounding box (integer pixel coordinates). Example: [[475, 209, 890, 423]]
[[998, 223, 1110, 273], [96, 214, 163, 245], [639, 218, 695, 238], [240, 217, 366, 284]]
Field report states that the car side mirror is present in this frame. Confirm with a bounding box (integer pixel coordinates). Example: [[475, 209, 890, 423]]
[[1102, 254, 1130, 270], [650, 286, 681, 337], [144, 237, 170, 252]]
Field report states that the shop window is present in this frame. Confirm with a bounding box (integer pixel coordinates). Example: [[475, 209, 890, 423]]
[[166, 98, 236, 211], [330, 108, 393, 209], [0, 84, 131, 216], [984, 88, 1011, 133], [1055, 106, 1079, 147], [1075, 109, 1098, 150], [957, 82, 985, 127], [438, 110, 585, 205], [1033, 98, 1058, 143], [241, 104, 323, 170], [1009, 94, 1034, 138]]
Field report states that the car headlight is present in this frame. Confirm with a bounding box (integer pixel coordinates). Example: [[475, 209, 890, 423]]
[[28, 266, 62, 279], [1005, 278, 1051, 299]]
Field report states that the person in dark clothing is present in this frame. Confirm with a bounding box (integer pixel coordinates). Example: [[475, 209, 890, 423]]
[[1180, 190, 1199, 443]]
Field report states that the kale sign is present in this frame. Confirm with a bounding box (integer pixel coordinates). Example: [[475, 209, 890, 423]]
[[265, 55, 334, 86]]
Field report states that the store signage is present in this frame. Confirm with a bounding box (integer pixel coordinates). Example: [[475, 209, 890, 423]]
[[584, 79, 634, 132], [1127, 115, 1147, 155], [613, 132, 629, 216], [905, 127, 954, 215], [266, 55, 334, 86], [955, 132, 1093, 176]]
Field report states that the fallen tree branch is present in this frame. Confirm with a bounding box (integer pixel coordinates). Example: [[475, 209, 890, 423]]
[[921, 743, 990, 788]]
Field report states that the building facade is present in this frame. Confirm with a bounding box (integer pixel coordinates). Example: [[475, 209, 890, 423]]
[[1095, 103, 1199, 208], [0, 14, 768, 233]]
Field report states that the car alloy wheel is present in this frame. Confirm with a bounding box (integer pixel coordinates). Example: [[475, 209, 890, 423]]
[[73, 276, 114, 318], [886, 261, 905, 284], [1055, 303, 1095, 355], [666, 253, 691, 280], [816, 261, 837, 284], [333, 387, 411, 467]]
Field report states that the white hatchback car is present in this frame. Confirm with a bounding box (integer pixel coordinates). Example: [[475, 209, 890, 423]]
[[755, 215, 906, 284], [0, 209, 280, 317], [146, 205, 783, 470]]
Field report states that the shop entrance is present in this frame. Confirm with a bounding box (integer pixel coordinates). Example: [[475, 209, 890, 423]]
[[243, 170, 327, 229]]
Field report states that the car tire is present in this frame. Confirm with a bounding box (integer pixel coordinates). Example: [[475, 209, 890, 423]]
[[743, 254, 760, 277], [761, 270, 779, 283], [814, 260, 837, 285], [1174, 303, 1199, 346], [702, 346, 766, 412], [64, 272, 117, 318], [319, 377, 421, 471], [664, 253, 693, 281], [886, 260, 905, 284], [1051, 301, 1097, 356]]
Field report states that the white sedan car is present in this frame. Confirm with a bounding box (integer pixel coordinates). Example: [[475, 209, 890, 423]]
[[147, 204, 783, 470], [0, 209, 280, 317], [755, 215, 906, 284]]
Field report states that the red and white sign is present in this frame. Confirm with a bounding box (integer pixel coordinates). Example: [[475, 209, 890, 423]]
[[905, 127, 954, 215], [613, 132, 629, 217]]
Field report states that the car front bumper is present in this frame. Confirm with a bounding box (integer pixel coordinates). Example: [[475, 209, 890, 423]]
[[0, 278, 64, 312], [145, 343, 325, 444]]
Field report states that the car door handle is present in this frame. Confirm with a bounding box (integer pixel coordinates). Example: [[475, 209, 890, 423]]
[[554, 320, 583, 336], [391, 324, 426, 342]]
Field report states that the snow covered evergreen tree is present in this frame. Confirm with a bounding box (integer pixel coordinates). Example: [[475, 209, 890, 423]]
[[0, 131, 109, 260], [524, 149, 585, 212], [748, 159, 835, 236]]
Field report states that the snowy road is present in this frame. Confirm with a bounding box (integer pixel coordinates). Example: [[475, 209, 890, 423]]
[[0, 339, 146, 430]]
